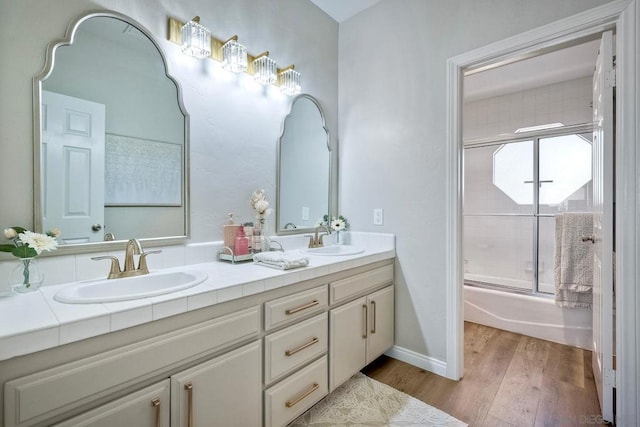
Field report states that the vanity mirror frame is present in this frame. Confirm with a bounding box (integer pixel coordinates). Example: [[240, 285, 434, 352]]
[[32, 10, 190, 254], [276, 94, 333, 236]]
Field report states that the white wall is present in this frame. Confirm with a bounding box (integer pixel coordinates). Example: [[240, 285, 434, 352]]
[[0, 0, 338, 243], [338, 0, 613, 364]]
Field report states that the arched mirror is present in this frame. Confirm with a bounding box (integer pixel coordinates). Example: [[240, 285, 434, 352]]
[[276, 94, 331, 234], [34, 11, 189, 249]]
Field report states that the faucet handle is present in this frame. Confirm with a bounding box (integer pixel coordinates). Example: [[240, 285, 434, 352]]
[[138, 250, 162, 274], [307, 235, 315, 248], [91, 256, 122, 278]]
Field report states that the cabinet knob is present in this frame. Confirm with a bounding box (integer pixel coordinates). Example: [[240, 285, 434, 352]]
[[285, 299, 320, 315], [362, 304, 368, 339], [285, 382, 319, 408], [371, 300, 377, 334], [184, 383, 194, 427], [151, 398, 161, 427], [285, 337, 320, 356]]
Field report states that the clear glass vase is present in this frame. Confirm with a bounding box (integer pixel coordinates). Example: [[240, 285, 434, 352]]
[[253, 220, 271, 253], [9, 257, 44, 293]]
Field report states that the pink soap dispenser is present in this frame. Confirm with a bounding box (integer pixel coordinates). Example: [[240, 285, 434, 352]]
[[234, 225, 249, 256]]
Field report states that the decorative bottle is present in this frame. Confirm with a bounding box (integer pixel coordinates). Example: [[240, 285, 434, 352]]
[[244, 222, 254, 253], [223, 213, 240, 251], [234, 226, 249, 256], [252, 225, 263, 253]]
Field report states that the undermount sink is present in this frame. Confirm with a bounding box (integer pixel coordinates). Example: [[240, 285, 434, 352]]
[[302, 245, 365, 256], [54, 270, 208, 304]]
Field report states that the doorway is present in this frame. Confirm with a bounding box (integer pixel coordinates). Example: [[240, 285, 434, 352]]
[[444, 2, 638, 424]]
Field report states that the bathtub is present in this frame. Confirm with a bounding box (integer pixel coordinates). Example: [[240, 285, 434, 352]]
[[464, 285, 593, 349]]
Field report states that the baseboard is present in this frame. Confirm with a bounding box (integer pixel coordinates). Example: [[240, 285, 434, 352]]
[[385, 345, 448, 377]]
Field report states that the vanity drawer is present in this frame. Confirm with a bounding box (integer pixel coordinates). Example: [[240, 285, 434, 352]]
[[330, 265, 393, 305], [264, 356, 328, 427], [265, 285, 328, 331], [264, 312, 328, 385]]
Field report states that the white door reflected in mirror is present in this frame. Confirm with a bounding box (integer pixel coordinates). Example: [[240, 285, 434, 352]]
[[42, 91, 105, 244]]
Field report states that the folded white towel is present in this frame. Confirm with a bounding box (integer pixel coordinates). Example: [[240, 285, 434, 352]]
[[554, 212, 594, 309], [253, 252, 309, 270]]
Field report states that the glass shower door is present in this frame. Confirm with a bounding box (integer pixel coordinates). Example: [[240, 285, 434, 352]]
[[537, 133, 593, 293], [463, 131, 593, 294], [463, 141, 535, 291]]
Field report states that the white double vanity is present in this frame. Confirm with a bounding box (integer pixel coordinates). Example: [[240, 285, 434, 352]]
[[0, 6, 396, 426], [0, 233, 395, 427]]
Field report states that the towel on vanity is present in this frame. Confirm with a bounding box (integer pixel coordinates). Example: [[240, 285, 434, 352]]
[[253, 251, 309, 270], [554, 212, 594, 309]]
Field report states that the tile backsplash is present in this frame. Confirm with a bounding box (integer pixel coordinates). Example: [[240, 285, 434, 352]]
[[0, 232, 394, 288]]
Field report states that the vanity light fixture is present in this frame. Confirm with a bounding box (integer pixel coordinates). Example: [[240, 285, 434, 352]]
[[278, 65, 301, 96], [253, 52, 277, 85], [168, 17, 302, 93], [221, 36, 248, 73], [180, 16, 211, 58]]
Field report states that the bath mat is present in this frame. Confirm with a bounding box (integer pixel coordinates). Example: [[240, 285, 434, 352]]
[[289, 372, 467, 427]]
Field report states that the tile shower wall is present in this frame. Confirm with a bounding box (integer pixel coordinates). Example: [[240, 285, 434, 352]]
[[463, 76, 592, 141], [463, 77, 593, 291]]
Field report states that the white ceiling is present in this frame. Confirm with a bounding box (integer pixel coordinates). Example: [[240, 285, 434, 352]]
[[309, 0, 383, 22], [465, 39, 601, 101]]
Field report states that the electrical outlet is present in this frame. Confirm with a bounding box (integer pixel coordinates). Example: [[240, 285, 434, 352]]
[[373, 208, 384, 225], [302, 207, 309, 220]]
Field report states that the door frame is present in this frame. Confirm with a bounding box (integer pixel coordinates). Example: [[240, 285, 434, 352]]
[[445, 0, 638, 424]]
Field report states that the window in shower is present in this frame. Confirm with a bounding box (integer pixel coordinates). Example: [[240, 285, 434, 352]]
[[463, 128, 593, 294]]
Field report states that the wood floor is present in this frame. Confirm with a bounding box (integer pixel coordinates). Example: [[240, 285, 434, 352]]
[[362, 322, 605, 426]]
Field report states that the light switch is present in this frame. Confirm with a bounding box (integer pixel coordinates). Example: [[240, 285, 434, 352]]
[[373, 208, 384, 225], [302, 206, 310, 220]]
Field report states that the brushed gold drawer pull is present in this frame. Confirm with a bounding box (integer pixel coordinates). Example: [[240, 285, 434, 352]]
[[285, 299, 319, 315], [285, 382, 320, 408], [362, 304, 368, 338], [184, 383, 194, 427], [285, 337, 320, 356], [371, 300, 377, 334], [151, 398, 161, 427]]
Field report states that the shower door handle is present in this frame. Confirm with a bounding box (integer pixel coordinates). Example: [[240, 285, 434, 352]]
[[582, 236, 595, 243]]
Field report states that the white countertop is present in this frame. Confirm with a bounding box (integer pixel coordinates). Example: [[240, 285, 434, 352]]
[[0, 233, 395, 361]]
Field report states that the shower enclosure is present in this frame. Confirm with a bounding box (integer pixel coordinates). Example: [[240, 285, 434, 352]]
[[463, 125, 593, 295]]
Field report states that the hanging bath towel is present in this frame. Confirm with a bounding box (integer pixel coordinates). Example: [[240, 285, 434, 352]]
[[554, 212, 594, 308]]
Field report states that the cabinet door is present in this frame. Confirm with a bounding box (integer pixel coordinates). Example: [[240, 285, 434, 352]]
[[366, 286, 395, 365], [53, 380, 170, 427], [171, 341, 261, 427], [329, 296, 367, 391]]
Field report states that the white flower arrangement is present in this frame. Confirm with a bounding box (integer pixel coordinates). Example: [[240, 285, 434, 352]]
[[1, 226, 60, 258], [1, 226, 60, 290], [250, 189, 272, 224], [317, 214, 349, 231]]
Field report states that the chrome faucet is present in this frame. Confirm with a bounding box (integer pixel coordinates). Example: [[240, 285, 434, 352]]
[[92, 239, 161, 279], [284, 222, 297, 229], [308, 225, 331, 248]]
